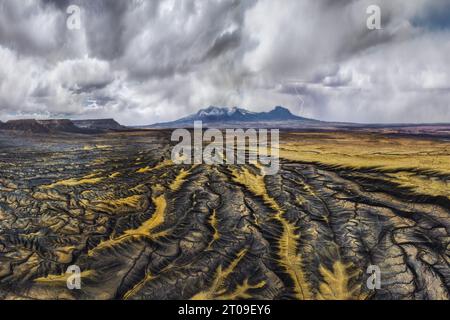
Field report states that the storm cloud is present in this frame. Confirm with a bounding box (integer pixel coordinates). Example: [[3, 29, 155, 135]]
[[0, 0, 449, 125]]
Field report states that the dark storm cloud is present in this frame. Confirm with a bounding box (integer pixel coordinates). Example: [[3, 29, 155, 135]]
[[42, 0, 72, 10], [118, 0, 256, 81], [0, 0, 449, 124], [412, 1, 450, 31], [42, 0, 143, 60], [204, 29, 242, 61], [0, 1, 66, 56]]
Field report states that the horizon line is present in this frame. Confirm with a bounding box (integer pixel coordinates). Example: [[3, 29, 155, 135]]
[[1, 104, 450, 127]]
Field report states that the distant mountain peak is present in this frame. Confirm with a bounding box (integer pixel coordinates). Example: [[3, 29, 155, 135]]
[[196, 106, 228, 117], [272, 106, 292, 113], [148, 106, 319, 128], [194, 106, 257, 119]]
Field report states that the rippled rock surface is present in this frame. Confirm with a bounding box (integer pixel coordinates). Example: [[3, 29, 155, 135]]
[[0, 130, 448, 300]]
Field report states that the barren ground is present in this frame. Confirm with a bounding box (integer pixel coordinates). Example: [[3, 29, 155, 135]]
[[0, 130, 449, 300]]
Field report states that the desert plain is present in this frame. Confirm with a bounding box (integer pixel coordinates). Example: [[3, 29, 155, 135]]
[[0, 129, 449, 300]]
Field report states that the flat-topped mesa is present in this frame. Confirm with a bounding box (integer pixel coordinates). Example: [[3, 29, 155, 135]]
[[2, 119, 52, 133], [72, 118, 126, 131], [37, 119, 83, 132], [0, 119, 87, 133], [0, 118, 128, 133]]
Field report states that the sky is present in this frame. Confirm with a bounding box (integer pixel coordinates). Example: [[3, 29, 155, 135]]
[[0, 0, 449, 125]]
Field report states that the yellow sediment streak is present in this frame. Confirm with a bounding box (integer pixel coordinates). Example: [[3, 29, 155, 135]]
[[92, 195, 146, 213], [231, 167, 312, 299], [231, 168, 280, 211], [54, 245, 76, 264], [123, 273, 156, 300], [169, 167, 194, 191], [387, 171, 450, 199], [278, 220, 313, 300], [42, 174, 103, 188], [208, 209, 220, 247], [214, 279, 266, 300], [110, 195, 144, 208], [109, 172, 121, 178], [317, 261, 360, 300], [124, 195, 166, 237], [88, 194, 167, 256], [136, 160, 172, 173], [83, 145, 109, 151], [191, 249, 247, 300], [34, 270, 95, 284]]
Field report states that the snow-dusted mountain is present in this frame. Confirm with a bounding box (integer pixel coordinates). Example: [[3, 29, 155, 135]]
[[180, 106, 255, 121], [146, 106, 323, 128]]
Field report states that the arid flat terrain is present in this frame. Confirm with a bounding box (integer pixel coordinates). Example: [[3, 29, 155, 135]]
[[0, 130, 449, 300]]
